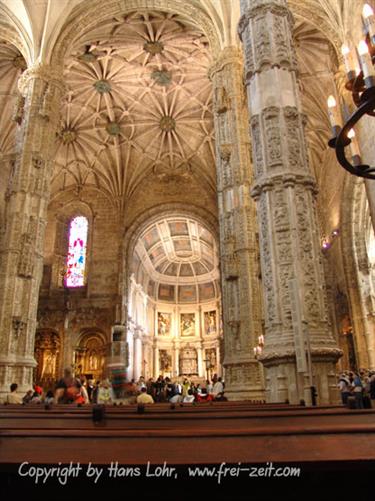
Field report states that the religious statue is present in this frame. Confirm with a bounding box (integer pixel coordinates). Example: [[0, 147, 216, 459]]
[[88, 352, 98, 370], [18, 233, 34, 278], [41, 350, 56, 378]]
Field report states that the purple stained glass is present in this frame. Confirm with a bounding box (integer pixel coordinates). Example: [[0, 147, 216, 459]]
[[66, 216, 88, 287]]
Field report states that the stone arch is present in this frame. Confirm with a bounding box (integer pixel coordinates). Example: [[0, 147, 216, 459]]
[[0, 4, 33, 64], [124, 203, 218, 263], [287, 1, 342, 59], [122, 203, 219, 320], [49, 0, 222, 68], [122, 202, 221, 381]]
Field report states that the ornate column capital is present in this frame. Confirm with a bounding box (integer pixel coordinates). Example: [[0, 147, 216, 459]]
[[18, 63, 65, 96], [239, 0, 292, 39], [239, 0, 297, 81]]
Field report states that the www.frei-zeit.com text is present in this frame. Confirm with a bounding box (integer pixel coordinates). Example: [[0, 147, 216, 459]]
[[18, 461, 301, 485]]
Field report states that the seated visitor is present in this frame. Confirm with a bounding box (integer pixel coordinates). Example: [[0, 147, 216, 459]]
[[212, 377, 224, 400], [30, 391, 42, 404], [86, 379, 95, 402], [165, 377, 174, 400], [183, 389, 195, 403], [136, 387, 154, 404], [169, 392, 183, 404], [54, 367, 82, 404], [22, 389, 34, 404], [5, 383, 23, 404], [92, 381, 100, 404], [44, 390, 54, 405], [136, 376, 146, 393], [34, 383, 43, 396], [78, 384, 90, 404], [97, 380, 115, 405], [337, 374, 351, 405], [182, 378, 190, 397], [353, 372, 364, 409]]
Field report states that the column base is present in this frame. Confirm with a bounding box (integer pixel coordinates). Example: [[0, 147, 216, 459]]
[[223, 360, 265, 401], [0, 356, 37, 401], [260, 348, 342, 405]]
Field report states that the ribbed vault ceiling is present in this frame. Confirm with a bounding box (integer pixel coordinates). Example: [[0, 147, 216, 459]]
[[0, 42, 26, 158], [52, 11, 215, 201]]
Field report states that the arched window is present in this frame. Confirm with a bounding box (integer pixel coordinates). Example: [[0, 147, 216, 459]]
[[65, 216, 88, 287]]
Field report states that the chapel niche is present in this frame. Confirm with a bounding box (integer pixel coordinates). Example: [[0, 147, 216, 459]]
[[34, 329, 61, 385], [73, 331, 107, 381]]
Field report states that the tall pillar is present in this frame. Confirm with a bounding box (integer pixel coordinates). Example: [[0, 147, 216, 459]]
[[209, 47, 264, 400], [216, 345, 222, 377], [197, 344, 204, 378], [153, 342, 159, 378], [133, 329, 142, 381], [126, 326, 134, 380], [173, 343, 179, 378], [239, 0, 342, 403], [0, 64, 64, 396]]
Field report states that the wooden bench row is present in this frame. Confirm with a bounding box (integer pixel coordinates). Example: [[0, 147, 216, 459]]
[[0, 402, 344, 415], [1, 401, 375, 465]]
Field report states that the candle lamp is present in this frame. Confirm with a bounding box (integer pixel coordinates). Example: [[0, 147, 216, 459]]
[[327, 4, 375, 179]]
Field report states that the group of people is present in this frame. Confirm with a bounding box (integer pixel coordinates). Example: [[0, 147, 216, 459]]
[[3, 368, 115, 405], [3, 368, 225, 406], [135, 375, 225, 405], [7, 369, 375, 408], [337, 369, 375, 408]]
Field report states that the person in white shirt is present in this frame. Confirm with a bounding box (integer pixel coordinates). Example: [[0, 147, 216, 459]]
[[337, 375, 351, 405], [136, 387, 154, 404], [212, 377, 224, 400], [182, 390, 195, 403], [5, 383, 23, 404], [136, 376, 146, 393], [170, 393, 183, 404], [206, 380, 214, 395]]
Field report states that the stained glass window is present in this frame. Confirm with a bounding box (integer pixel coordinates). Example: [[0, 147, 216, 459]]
[[65, 216, 88, 287]]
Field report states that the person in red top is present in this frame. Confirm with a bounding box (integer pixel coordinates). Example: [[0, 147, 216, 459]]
[[34, 384, 43, 396]]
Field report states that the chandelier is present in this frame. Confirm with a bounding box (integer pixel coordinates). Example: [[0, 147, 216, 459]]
[[327, 3, 375, 179]]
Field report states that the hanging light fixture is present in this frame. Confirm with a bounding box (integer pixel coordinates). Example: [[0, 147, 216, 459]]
[[327, 4, 375, 179]]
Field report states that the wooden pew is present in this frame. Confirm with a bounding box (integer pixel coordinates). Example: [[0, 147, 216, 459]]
[[1, 402, 375, 465]]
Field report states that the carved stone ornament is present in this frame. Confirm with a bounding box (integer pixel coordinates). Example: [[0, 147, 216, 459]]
[[12, 94, 25, 125], [32, 153, 45, 169], [215, 86, 230, 114], [12, 317, 26, 339], [93, 79, 112, 94], [18, 233, 34, 278], [151, 69, 171, 86], [220, 144, 232, 162]]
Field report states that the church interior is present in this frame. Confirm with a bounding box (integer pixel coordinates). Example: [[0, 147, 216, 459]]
[[1, 0, 375, 491]]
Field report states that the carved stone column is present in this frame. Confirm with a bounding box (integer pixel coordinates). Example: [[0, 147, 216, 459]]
[[197, 343, 204, 378], [209, 47, 264, 400], [133, 329, 143, 381], [0, 64, 64, 397], [239, 0, 341, 403], [173, 342, 179, 378], [153, 342, 159, 378]]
